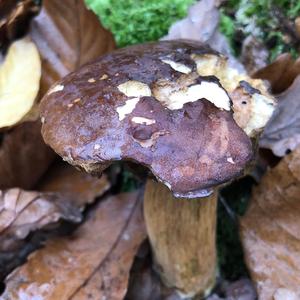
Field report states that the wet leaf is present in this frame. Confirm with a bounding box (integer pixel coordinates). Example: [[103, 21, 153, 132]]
[[163, 0, 245, 72], [29, 0, 115, 96], [240, 146, 300, 299], [0, 0, 40, 49], [260, 75, 300, 156], [38, 162, 111, 209], [253, 53, 300, 94], [1, 192, 146, 300], [0, 121, 55, 189]]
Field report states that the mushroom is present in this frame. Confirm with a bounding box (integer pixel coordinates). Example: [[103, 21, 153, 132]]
[[40, 40, 276, 298]]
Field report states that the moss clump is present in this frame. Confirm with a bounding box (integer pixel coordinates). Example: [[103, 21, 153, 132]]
[[85, 0, 195, 47], [220, 0, 300, 60]]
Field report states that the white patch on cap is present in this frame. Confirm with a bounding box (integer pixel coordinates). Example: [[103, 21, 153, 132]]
[[161, 59, 192, 74], [243, 93, 275, 136], [100, 74, 108, 80], [191, 53, 247, 92], [47, 84, 64, 95], [117, 80, 151, 97], [131, 117, 156, 125], [154, 80, 231, 111], [227, 157, 235, 164], [116, 97, 140, 121]]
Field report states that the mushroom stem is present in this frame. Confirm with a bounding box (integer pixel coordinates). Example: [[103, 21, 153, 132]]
[[144, 179, 217, 298]]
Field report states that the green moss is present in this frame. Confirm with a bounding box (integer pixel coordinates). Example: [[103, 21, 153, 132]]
[[220, 0, 300, 61], [85, 0, 195, 47], [120, 169, 139, 192], [219, 13, 238, 55]]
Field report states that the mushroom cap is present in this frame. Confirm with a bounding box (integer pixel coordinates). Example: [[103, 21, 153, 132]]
[[40, 40, 253, 198]]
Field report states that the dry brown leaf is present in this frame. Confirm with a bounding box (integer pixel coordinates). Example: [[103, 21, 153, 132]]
[[0, 0, 40, 49], [29, 0, 115, 96], [1, 192, 146, 300], [0, 188, 81, 253], [0, 161, 109, 281], [240, 146, 300, 299], [0, 121, 55, 189], [253, 53, 300, 94], [260, 75, 300, 156], [38, 162, 111, 209]]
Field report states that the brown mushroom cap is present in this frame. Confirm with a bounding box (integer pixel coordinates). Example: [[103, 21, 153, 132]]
[[40, 40, 253, 198]]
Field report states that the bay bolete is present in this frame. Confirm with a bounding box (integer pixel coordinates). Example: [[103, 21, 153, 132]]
[[40, 40, 275, 298]]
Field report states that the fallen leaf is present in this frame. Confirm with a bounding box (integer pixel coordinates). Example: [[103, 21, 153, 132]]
[[1, 192, 146, 300], [260, 75, 300, 156], [38, 162, 111, 209], [0, 188, 81, 253], [162, 0, 245, 72], [0, 37, 41, 129], [0, 161, 109, 281], [0, 0, 40, 49], [240, 146, 300, 299], [253, 53, 300, 94], [29, 0, 115, 96], [0, 121, 55, 189]]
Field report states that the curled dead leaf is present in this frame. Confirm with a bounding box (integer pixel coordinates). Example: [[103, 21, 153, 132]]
[[38, 162, 111, 210], [253, 53, 300, 94], [0, 121, 55, 189], [0, 161, 110, 281], [0, 37, 41, 129], [1, 192, 146, 300], [240, 146, 300, 299], [0, 0, 40, 49], [0, 188, 82, 253], [29, 0, 115, 96], [260, 75, 300, 156]]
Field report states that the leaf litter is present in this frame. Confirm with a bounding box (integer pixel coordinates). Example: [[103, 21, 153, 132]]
[[1, 192, 146, 300]]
